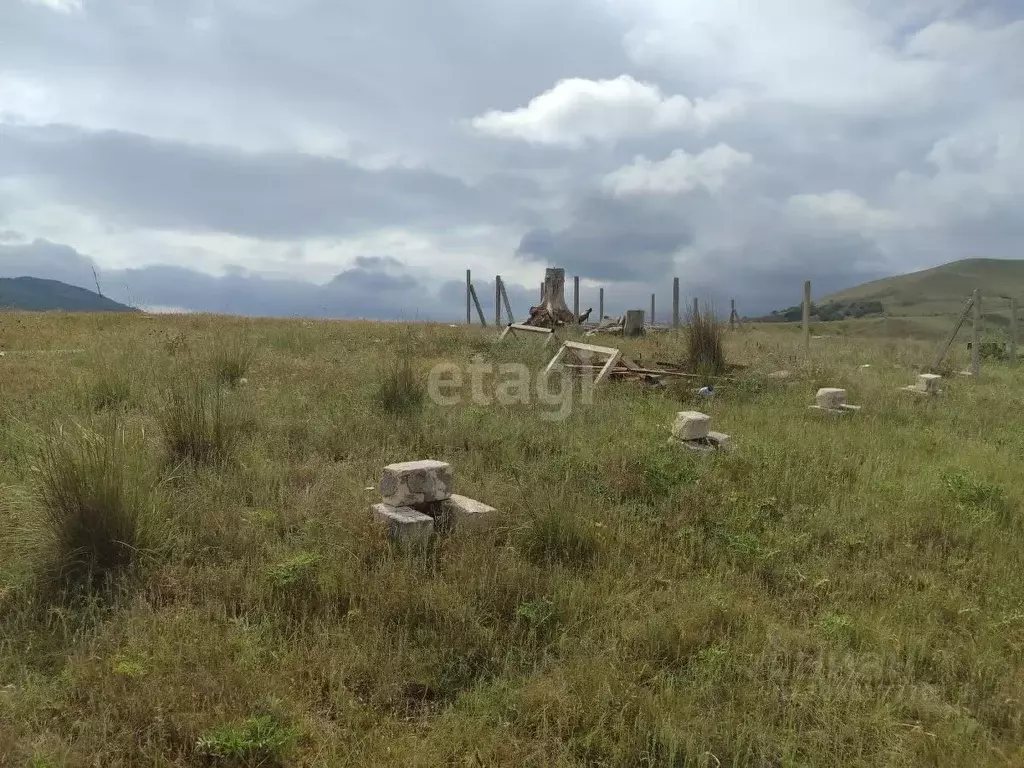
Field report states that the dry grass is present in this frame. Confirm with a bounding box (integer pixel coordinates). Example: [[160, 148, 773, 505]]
[[0, 311, 1023, 766]]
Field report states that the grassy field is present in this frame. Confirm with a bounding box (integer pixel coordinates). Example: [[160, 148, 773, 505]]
[[1, 311, 1023, 767]]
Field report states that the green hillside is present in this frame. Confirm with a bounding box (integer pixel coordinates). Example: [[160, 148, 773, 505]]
[[0, 277, 137, 313], [823, 258, 1024, 318]]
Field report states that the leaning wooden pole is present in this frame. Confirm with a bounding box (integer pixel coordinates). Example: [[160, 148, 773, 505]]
[[1011, 297, 1019, 366], [730, 299, 737, 329], [469, 283, 487, 327], [971, 288, 981, 377], [499, 279, 514, 324], [672, 277, 680, 329], [466, 269, 472, 325], [931, 295, 974, 371], [802, 280, 811, 353]]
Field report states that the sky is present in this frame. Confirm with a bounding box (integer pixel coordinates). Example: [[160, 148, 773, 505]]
[[0, 0, 1021, 319]]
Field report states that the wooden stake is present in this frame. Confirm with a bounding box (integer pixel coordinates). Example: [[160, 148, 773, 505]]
[[802, 280, 811, 353], [971, 288, 981, 377], [573, 275, 580, 323], [730, 299, 736, 329], [1011, 297, 1018, 366], [599, 287, 604, 322], [469, 283, 487, 326], [692, 297, 699, 320], [495, 275, 502, 325], [672, 277, 680, 329]]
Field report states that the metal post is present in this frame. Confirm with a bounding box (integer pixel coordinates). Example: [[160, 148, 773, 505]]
[[971, 288, 981, 377], [599, 287, 604, 322], [573, 275, 580, 323], [1011, 297, 1018, 366], [672, 277, 680, 329], [650, 293, 656, 325], [803, 280, 811, 353], [495, 275, 502, 325], [466, 269, 471, 325]]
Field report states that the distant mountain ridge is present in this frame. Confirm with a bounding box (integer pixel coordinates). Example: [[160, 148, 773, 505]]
[[0, 276, 138, 313], [758, 258, 1024, 322]]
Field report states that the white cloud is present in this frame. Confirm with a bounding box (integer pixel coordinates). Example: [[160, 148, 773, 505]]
[[21, 0, 82, 13], [469, 75, 744, 148], [612, 0, 946, 112], [786, 190, 904, 232], [603, 144, 753, 197]]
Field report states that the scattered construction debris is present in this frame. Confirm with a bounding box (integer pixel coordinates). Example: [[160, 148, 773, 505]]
[[371, 459, 496, 545], [497, 323, 558, 347], [810, 388, 861, 415], [902, 373, 942, 396], [668, 410, 732, 453]]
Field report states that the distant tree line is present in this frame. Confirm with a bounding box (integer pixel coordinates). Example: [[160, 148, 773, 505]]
[[757, 299, 885, 323]]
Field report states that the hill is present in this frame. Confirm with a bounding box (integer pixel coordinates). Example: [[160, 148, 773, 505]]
[[822, 257, 1024, 318], [0, 276, 137, 312]]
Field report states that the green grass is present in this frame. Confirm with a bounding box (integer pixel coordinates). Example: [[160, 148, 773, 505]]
[[1, 312, 1023, 765]]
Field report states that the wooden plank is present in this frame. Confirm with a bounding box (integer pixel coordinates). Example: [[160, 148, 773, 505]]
[[498, 325, 515, 341], [931, 295, 973, 371], [469, 283, 487, 327], [595, 350, 622, 385], [509, 323, 553, 335], [564, 341, 621, 356], [543, 344, 570, 377]]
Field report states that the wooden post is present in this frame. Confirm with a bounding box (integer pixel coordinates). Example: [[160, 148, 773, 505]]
[[802, 280, 811, 353], [599, 287, 604, 322], [495, 275, 502, 325], [466, 269, 472, 325], [971, 288, 981, 377], [730, 299, 736, 329], [650, 294, 656, 325], [672, 277, 680, 329], [1011, 297, 1018, 366], [573, 275, 580, 323], [469, 283, 487, 326], [692, 297, 699, 321]]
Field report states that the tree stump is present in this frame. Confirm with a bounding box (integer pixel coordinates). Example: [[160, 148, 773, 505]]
[[525, 267, 578, 327]]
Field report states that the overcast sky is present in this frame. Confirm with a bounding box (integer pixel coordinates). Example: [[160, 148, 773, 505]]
[[0, 0, 1021, 319]]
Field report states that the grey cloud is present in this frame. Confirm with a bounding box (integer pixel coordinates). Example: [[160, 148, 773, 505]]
[[0, 124, 537, 239]]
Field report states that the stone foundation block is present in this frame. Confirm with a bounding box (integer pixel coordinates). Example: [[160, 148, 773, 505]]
[[672, 411, 710, 441], [371, 503, 434, 546], [379, 459, 453, 507]]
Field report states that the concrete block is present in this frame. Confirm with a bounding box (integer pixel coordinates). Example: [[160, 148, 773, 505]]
[[371, 503, 434, 546], [916, 373, 941, 393], [707, 431, 733, 451], [379, 459, 453, 506], [442, 494, 497, 531], [815, 388, 847, 409], [673, 411, 710, 441]]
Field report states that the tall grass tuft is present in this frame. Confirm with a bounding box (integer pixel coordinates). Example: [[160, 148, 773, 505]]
[[373, 345, 426, 415], [684, 301, 727, 377], [31, 423, 156, 590], [211, 335, 255, 387], [159, 374, 241, 466]]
